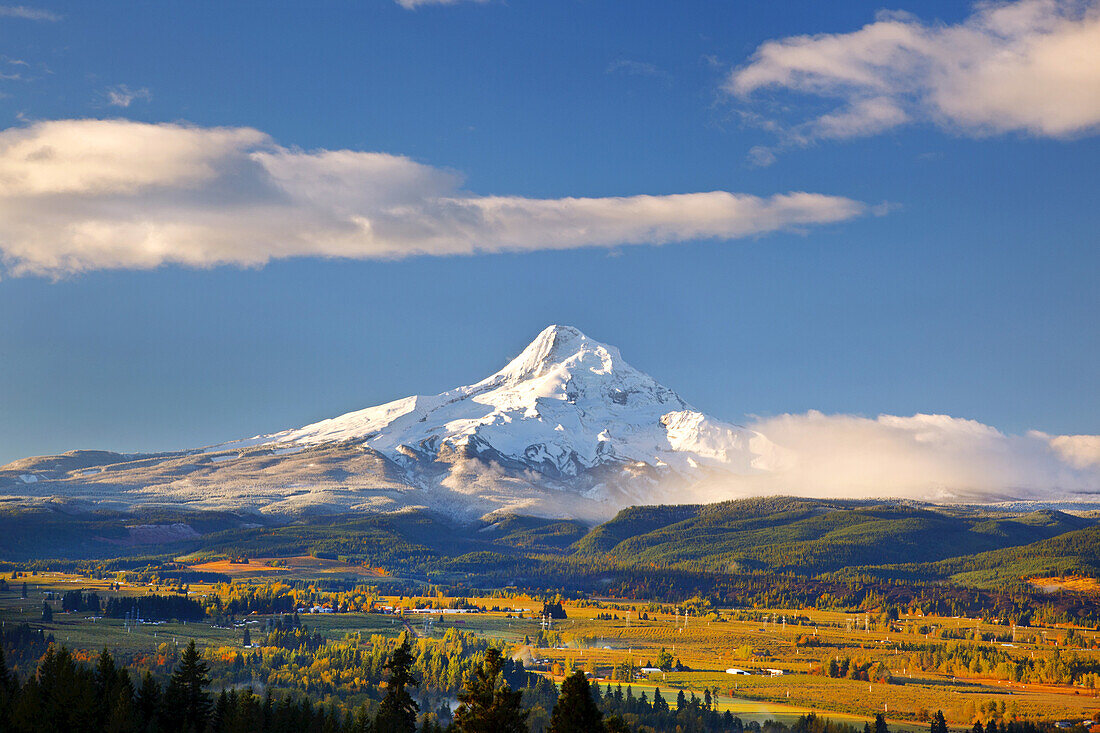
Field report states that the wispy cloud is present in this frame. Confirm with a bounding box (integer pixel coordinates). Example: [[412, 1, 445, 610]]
[[0, 119, 871, 276], [104, 85, 151, 108], [394, 0, 488, 8], [606, 59, 672, 82], [0, 5, 60, 21], [728, 0, 1100, 161]]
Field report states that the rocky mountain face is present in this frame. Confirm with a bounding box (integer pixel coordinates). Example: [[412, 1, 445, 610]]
[[0, 326, 781, 519]]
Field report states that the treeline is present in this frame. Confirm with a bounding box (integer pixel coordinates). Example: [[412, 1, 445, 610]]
[[259, 614, 325, 651], [0, 640, 393, 733], [0, 623, 53, 667], [0, 638, 812, 733], [810, 657, 892, 683], [593, 680, 756, 732], [904, 642, 1100, 687], [61, 589, 102, 614], [482, 557, 1100, 628], [103, 594, 205, 622], [204, 583, 297, 616]]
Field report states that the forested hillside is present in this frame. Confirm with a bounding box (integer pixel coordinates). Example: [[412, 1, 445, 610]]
[[569, 498, 1092, 575]]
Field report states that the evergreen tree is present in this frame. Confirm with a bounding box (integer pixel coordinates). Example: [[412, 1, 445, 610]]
[[652, 686, 668, 713], [374, 637, 418, 733], [931, 710, 949, 733], [135, 671, 161, 731], [0, 646, 11, 727], [20, 582, 27, 599], [212, 689, 230, 731], [418, 717, 444, 733], [166, 640, 212, 732], [94, 648, 120, 726], [453, 648, 528, 733], [549, 670, 604, 733], [874, 712, 889, 733], [242, 628, 251, 647], [41, 601, 52, 623]]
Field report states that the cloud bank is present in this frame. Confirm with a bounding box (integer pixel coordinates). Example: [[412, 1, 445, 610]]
[[683, 411, 1100, 504], [0, 119, 869, 276], [728, 0, 1100, 152]]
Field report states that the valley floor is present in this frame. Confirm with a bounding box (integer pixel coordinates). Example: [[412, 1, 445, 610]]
[[3, 570, 1099, 730]]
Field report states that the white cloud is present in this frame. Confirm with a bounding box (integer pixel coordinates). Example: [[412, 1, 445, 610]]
[[728, 0, 1100, 148], [686, 411, 1100, 503], [104, 85, 151, 108], [0, 118, 869, 276], [394, 0, 488, 8], [0, 5, 60, 21], [1045, 433, 1100, 469]]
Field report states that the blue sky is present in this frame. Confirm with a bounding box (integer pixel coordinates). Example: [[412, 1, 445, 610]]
[[0, 0, 1097, 465]]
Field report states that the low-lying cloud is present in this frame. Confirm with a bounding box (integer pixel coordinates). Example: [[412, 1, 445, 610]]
[[728, 0, 1100, 156], [687, 411, 1100, 504], [0, 119, 869, 276]]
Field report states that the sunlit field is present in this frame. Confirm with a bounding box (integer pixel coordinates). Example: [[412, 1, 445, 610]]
[[5, 570, 1098, 729]]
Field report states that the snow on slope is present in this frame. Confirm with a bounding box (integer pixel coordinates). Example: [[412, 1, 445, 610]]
[[215, 325, 777, 481]]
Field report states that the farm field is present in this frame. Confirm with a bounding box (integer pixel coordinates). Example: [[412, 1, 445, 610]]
[[4, 571, 1099, 730]]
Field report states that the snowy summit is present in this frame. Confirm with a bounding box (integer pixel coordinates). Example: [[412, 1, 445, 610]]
[[225, 325, 772, 478], [0, 325, 779, 518]]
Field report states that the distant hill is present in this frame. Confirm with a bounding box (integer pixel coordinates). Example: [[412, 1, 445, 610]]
[[830, 524, 1100, 588], [571, 497, 1093, 575]]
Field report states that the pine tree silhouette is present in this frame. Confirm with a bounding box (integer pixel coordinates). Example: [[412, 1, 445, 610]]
[[453, 647, 528, 733], [166, 640, 212, 732], [375, 637, 419, 733], [549, 670, 604, 733]]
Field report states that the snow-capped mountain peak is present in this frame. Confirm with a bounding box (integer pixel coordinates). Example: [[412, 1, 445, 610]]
[[216, 325, 771, 488], [488, 324, 625, 385], [1, 326, 780, 519]]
